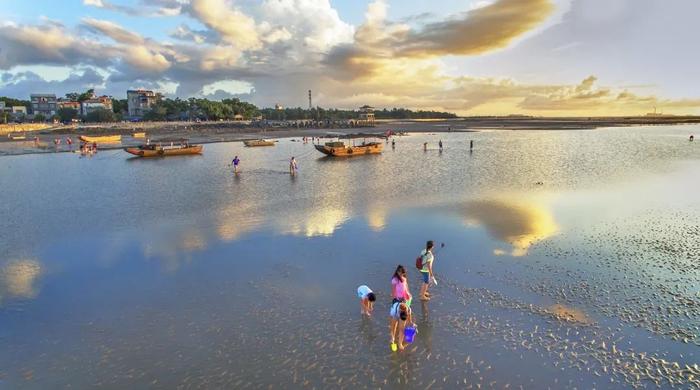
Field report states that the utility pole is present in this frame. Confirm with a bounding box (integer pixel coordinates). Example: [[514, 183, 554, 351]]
[[308, 90, 312, 110]]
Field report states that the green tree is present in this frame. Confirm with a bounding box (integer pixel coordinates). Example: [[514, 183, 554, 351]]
[[85, 108, 115, 122], [65, 92, 80, 101], [58, 108, 78, 123], [33, 114, 46, 122], [112, 99, 128, 114], [142, 105, 167, 121], [0, 96, 31, 111], [78, 89, 95, 102]]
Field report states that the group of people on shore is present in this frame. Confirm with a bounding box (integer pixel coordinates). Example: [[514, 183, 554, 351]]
[[79, 141, 98, 155], [357, 240, 438, 352], [45, 136, 98, 155]]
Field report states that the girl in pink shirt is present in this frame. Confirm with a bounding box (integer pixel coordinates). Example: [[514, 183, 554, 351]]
[[391, 265, 412, 304]]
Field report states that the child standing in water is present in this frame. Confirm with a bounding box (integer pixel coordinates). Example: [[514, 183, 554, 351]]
[[357, 285, 376, 316], [389, 301, 413, 352], [232, 155, 240, 173], [391, 265, 412, 306]]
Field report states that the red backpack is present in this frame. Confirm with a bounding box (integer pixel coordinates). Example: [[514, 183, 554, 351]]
[[415, 253, 423, 270]]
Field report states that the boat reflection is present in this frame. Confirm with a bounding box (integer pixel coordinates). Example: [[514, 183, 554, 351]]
[[462, 196, 557, 256], [0, 259, 42, 304]]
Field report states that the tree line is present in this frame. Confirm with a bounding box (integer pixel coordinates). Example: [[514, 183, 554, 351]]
[[1, 91, 457, 124]]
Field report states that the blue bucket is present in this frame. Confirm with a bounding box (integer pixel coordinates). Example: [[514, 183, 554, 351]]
[[404, 326, 417, 343]]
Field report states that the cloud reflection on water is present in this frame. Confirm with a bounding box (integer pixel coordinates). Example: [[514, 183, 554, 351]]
[[281, 207, 349, 237], [462, 196, 558, 256], [366, 206, 387, 232], [0, 259, 42, 303]]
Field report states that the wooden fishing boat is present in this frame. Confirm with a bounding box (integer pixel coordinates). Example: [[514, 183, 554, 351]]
[[314, 140, 383, 156], [244, 139, 275, 147], [79, 135, 122, 143], [132, 132, 146, 138], [124, 141, 202, 157], [7, 133, 26, 140]]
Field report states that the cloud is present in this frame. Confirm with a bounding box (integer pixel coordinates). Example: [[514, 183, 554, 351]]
[[350, 0, 555, 58], [82, 0, 183, 16], [399, 0, 555, 57], [189, 0, 260, 50], [123, 45, 171, 72], [3, 0, 700, 116], [82, 17, 145, 44], [324, 0, 556, 84], [0, 22, 115, 69], [0, 68, 106, 98], [170, 24, 212, 44]]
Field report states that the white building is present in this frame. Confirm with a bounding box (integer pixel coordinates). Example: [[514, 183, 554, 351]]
[[30, 94, 57, 116], [127, 90, 158, 117], [80, 96, 113, 116]]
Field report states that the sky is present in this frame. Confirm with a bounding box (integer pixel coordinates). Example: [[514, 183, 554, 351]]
[[1, 0, 699, 116]]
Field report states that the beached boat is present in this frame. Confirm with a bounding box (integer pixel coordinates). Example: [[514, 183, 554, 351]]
[[132, 132, 146, 138], [124, 141, 203, 157], [244, 139, 276, 147], [79, 135, 122, 143], [314, 140, 383, 156], [7, 133, 26, 140]]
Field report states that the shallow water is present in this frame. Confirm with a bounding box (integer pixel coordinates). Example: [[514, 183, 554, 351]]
[[1, 126, 699, 389]]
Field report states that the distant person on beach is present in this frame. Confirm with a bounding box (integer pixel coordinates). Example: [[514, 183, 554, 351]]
[[470, 140, 474, 151], [391, 138, 396, 148], [419, 241, 435, 301], [289, 157, 298, 175], [391, 265, 412, 305], [357, 285, 376, 316], [92, 142, 98, 152], [439, 140, 443, 152], [66, 137, 73, 150], [232, 155, 240, 173], [423, 142, 428, 151], [691, 135, 695, 142], [389, 300, 413, 352]]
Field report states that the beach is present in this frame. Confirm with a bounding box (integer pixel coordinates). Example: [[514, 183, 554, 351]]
[[2, 116, 699, 156], [0, 126, 698, 388]]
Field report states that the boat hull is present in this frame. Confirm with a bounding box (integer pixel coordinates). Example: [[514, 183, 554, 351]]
[[314, 142, 383, 156], [124, 145, 203, 157], [79, 135, 122, 143]]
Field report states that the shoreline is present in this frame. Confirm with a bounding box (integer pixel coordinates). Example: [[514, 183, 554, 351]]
[[2, 117, 698, 157]]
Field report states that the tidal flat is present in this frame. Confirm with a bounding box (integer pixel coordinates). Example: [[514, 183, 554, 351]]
[[0, 126, 698, 389]]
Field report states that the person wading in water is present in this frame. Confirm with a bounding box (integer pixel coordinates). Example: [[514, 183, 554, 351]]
[[419, 241, 435, 301]]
